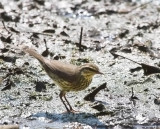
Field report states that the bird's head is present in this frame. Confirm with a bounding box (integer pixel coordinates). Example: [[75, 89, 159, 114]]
[[80, 63, 102, 78]]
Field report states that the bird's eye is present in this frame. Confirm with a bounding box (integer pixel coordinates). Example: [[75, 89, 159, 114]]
[[87, 67, 97, 72]]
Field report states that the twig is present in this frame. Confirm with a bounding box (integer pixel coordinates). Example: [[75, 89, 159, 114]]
[[84, 83, 107, 101], [2, 21, 10, 33], [1, 21, 53, 36], [131, 87, 134, 98], [130, 0, 153, 13], [44, 39, 48, 49], [79, 27, 83, 51], [118, 0, 153, 14], [42, 39, 49, 57], [129, 87, 139, 106], [111, 52, 160, 75], [111, 52, 141, 65], [0, 125, 19, 129], [30, 31, 53, 36]]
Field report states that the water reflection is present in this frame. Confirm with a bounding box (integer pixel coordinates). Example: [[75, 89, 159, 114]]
[[30, 111, 107, 128]]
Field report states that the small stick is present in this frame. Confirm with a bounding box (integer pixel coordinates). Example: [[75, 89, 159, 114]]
[[2, 21, 10, 33], [131, 87, 134, 98], [44, 39, 48, 49], [42, 39, 49, 57], [79, 27, 83, 51], [111, 52, 141, 65], [0, 125, 19, 129], [111, 52, 160, 75], [31, 32, 53, 36], [130, 87, 139, 106], [1, 21, 52, 36], [129, 1, 152, 13], [84, 83, 107, 101]]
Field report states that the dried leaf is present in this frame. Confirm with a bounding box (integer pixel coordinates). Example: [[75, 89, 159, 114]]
[[84, 83, 107, 101], [43, 29, 55, 33]]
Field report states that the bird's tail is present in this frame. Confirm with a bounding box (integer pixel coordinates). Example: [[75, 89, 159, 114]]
[[22, 46, 44, 62]]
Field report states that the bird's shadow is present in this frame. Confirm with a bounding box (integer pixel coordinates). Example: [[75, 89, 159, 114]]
[[30, 111, 107, 128]]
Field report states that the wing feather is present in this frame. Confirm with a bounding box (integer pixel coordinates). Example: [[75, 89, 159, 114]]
[[41, 59, 79, 83]]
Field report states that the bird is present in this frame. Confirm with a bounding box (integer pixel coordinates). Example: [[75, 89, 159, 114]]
[[22, 46, 102, 113]]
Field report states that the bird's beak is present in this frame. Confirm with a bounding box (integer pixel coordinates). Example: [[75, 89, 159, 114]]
[[97, 71, 103, 75]]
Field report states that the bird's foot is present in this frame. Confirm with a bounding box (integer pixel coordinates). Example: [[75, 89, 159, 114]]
[[62, 109, 79, 114], [69, 109, 79, 113]]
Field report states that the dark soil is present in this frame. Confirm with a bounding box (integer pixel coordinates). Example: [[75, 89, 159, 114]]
[[0, 0, 160, 128]]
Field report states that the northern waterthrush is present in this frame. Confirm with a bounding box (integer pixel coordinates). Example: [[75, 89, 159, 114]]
[[22, 46, 102, 113]]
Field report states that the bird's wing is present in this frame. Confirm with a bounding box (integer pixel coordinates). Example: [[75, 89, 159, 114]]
[[41, 59, 79, 83]]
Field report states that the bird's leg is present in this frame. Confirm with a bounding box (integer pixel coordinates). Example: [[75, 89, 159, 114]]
[[63, 94, 73, 111], [59, 91, 70, 112], [63, 93, 78, 113]]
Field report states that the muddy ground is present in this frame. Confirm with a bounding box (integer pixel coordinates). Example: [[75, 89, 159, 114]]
[[0, 0, 160, 129]]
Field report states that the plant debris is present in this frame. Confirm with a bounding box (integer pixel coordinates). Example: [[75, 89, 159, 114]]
[[1, 78, 14, 91], [84, 83, 107, 101], [110, 52, 160, 76]]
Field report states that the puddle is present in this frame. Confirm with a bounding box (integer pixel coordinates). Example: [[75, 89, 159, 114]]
[[134, 124, 160, 129]]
